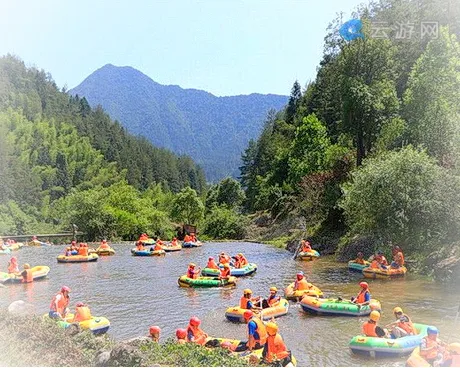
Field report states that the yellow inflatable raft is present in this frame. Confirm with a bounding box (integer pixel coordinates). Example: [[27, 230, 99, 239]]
[[225, 298, 289, 323], [44, 313, 110, 335], [362, 265, 407, 279], [284, 282, 323, 300], [9, 265, 50, 283], [57, 253, 99, 263], [95, 246, 115, 256]]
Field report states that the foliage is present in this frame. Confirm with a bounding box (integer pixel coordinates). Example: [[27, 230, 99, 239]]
[[206, 177, 245, 210], [204, 206, 248, 239], [171, 187, 205, 226], [340, 147, 460, 254], [403, 27, 460, 170]]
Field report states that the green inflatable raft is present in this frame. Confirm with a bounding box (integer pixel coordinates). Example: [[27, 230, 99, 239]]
[[300, 296, 381, 316], [178, 275, 237, 288], [349, 323, 430, 357], [348, 260, 370, 272]]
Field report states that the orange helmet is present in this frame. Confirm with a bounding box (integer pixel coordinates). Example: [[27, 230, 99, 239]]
[[149, 326, 161, 334], [190, 316, 201, 326], [359, 282, 369, 289], [176, 328, 187, 339], [243, 310, 254, 320]]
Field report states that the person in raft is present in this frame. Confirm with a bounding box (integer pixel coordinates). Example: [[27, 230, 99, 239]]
[[300, 239, 312, 253], [72, 302, 92, 322], [351, 281, 371, 306], [292, 272, 312, 291], [136, 240, 145, 251], [170, 237, 179, 247], [65, 247, 72, 256], [176, 328, 187, 344], [385, 307, 415, 338], [206, 256, 219, 270], [187, 263, 201, 279], [7, 256, 19, 273], [139, 233, 149, 241], [149, 326, 161, 342], [262, 287, 281, 309], [353, 252, 366, 265], [371, 250, 388, 269], [49, 286, 71, 320], [21, 263, 33, 283], [234, 309, 268, 352], [186, 316, 208, 345], [240, 289, 262, 310], [362, 311, 388, 338], [262, 322, 293, 366], [99, 239, 110, 249], [151, 239, 163, 252], [70, 240, 78, 253], [183, 233, 193, 243], [236, 253, 249, 266], [218, 263, 231, 281], [218, 252, 231, 264], [390, 245, 405, 269], [444, 343, 460, 367], [420, 326, 448, 366]]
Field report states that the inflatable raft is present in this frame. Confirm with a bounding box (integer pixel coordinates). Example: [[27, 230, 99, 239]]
[[57, 253, 99, 263], [362, 265, 407, 279], [131, 248, 166, 256], [162, 244, 182, 252], [178, 275, 237, 288], [45, 313, 110, 335], [0, 247, 11, 255], [0, 272, 11, 283], [26, 240, 49, 247], [349, 323, 430, 357], [348, 260, 370, 272], [182, 241, 203, 248], [297, 250, 320, 261], [95, 246, 115, 256], [300, 296, 381, 316], [201, 263, 257, 277], [225, 298, 289, 323], [208, 337, 297, 366], [9, 266, 50, 283], [406, 347, 431, 367], [284, 282, 323, 300]]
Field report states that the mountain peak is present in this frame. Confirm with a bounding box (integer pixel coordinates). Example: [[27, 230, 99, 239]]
[[70, 65, 288, 181]]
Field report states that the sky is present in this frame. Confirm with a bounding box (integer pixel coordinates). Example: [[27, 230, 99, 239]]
[[0, 0, 366, 97]]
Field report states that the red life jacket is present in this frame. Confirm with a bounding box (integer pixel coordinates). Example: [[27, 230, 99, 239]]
[[356, 289, 370, 304], [397, 314, 415, 334], [49, 292, 69, 314]]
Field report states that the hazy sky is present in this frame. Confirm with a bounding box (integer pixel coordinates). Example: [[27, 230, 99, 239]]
[[0, 0, 366, 96]]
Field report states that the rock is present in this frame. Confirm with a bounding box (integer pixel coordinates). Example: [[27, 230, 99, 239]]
[[122, 336, 151, 347], [107, 343, 146, 366], [8, 300, 35, 316], [94, 351, 111, 367]]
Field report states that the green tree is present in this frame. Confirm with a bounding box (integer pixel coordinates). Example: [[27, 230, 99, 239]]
[[403, 27, 460, 169], [171, 187, 205, 225], [340, 146, 460, 253]]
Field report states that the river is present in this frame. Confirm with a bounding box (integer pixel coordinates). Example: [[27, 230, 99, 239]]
[[1, 242, 459, 366]]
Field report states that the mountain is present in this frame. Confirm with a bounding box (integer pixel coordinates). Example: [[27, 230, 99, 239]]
[[70, 64, 288, 181]]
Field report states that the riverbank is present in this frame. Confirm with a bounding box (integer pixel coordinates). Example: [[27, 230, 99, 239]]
[[0, 310, 250, 367]]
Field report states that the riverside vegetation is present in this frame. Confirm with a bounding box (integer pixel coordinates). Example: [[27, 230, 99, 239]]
[[1, 0, 460, 282]]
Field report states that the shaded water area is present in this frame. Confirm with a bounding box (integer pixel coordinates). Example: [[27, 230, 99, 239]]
[[1, 242, 459, 366]]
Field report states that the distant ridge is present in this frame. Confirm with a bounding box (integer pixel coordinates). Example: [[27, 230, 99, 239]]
[[70, 64, 288, 181]]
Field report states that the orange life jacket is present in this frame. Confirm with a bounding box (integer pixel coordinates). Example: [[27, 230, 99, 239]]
[[22, 269, 33, 283], [240, 255, 248, 266], [206, 260, 219, 269], [8, 263, 18, 273], [81, 247, 88, 256], [240, 296, 251, 309], [397, 314, 415, 334], [73, 306, 92, 322], [187, 267, 197, 279], [294, 278, 309, 291], [249, 317, 267, 345], [184, 235, 192, 242], [139, 235, 149, 241], [356, 289, 370, 304], [49, 292, 69, 314], [354, 258, 366, 265], [171, 240, 178, 247], [370, 260, 380, 269], [362, 321, 378, 337], [268, 295, 281, 307], [186, 324, 207, 345], [154, 244, 163, 251], [265, 333, 290, 362], [220, 268, 231, 278], [100, 242, 109, 249], [421, 337, 441, 360], [219, 255, 230, 264]]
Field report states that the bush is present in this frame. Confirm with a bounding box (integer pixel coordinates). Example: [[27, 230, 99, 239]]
[[204, 206, 248, 239]]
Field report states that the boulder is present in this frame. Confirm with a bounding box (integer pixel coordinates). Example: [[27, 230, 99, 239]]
[[94, 351, 111, 367], [106, 342, 146, 366], [8, 300, 35, 316]]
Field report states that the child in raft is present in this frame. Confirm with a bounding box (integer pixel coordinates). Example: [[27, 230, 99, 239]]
[[353, 252, 366, 264]]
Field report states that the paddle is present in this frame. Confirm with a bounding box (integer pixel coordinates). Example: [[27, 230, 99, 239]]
[[293, 241, 302, 260]]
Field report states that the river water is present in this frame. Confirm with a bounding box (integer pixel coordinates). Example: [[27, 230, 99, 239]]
[[1, 242, 459, 367]]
